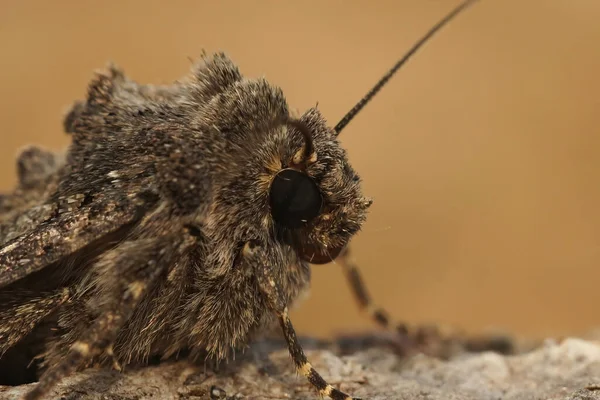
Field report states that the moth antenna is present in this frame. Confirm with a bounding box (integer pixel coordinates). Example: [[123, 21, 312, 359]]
[[334, 0, 480, 135]]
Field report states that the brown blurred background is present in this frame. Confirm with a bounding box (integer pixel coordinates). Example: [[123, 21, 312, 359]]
[[1, 1, 599, 342]]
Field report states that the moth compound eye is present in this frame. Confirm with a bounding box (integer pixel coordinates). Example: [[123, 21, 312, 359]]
[[269, 168, 322, 229]]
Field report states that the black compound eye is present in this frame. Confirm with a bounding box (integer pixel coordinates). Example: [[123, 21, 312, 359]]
[[269, 169, 322, 229]]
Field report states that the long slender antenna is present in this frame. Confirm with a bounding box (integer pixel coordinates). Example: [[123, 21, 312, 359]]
[[334, 0, 479, 135]]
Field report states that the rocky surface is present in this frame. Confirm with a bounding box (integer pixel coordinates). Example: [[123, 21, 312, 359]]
[[2, 333, 600, 400]]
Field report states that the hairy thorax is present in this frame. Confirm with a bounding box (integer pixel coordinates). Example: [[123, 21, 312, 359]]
[[101, 238, 311, 365]]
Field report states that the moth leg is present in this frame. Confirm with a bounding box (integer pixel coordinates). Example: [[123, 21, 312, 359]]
[[23, 226, 190, 400], [338, 247, 515, 356], [0, 288, 70, 355], [243, 241, 359, 400], [338, 247, 436, 353]]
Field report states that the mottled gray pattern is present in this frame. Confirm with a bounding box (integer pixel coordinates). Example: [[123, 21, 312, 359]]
[[0, 53, 369, 399]]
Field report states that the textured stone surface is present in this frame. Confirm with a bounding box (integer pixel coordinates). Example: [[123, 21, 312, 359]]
[[2, 335, 600, 400]]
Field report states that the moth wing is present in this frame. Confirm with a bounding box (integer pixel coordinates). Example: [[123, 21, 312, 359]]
[[0, 190, 157, 288]]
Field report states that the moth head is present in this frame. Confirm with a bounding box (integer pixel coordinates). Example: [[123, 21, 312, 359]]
[[266, 116, 371, 264], [199, 0, 477, 264], [264, 0, 478, 264]]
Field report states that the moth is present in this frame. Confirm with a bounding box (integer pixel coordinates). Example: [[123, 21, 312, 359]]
[[0, 1, 478, 399]]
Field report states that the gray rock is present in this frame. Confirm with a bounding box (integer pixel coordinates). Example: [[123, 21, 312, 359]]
[[2, 336, 600, 400]]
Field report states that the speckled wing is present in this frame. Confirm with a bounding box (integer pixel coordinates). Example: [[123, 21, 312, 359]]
[[0, 189, 157, 289]]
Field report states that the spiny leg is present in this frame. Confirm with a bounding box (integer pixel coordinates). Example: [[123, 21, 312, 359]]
[[278, 308, 357, 400], [338, 247, 514, 357], [22, 221, 190, 400], [0, 288, 70, 355], [21, 250, 158, 400], [243, 241, 359, 400], [337, 247, 427, 347]]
